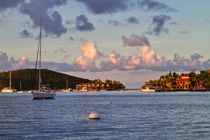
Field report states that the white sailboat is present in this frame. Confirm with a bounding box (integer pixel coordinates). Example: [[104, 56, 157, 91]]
[[63, 79, 72, 92], [32, 18, 55, 100], [1, 71, 16, 92], [17, 81, 23, 93]]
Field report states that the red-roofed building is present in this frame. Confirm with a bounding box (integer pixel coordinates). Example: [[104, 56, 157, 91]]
[[175, 74, 191, 90]]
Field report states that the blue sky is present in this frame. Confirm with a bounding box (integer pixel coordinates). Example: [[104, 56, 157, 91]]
[[0, 0, 209, 88]]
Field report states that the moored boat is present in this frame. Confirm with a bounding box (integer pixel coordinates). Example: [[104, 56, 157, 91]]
[[1, 87, 15, 93], [1, 71, 16, 93], [140, 87, 156, 92], [31, 18, 55, 100]]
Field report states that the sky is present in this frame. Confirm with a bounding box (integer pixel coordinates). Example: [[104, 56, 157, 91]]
[[0, 0, 210, 88]]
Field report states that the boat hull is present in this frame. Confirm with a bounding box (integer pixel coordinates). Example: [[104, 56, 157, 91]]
[[141, 89, 155, 92], [32, 92, 55, 100], [1, 88, 15, 93]]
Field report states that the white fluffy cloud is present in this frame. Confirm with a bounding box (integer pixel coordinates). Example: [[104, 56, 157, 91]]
[[74, 40, 102, 71]]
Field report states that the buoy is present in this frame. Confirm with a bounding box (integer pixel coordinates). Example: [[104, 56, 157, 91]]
[[89, 112, 100, 119], [107, 101, 112, 104]]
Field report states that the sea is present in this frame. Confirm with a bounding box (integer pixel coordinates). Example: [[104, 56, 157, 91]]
[[0, 91, 210, 140]]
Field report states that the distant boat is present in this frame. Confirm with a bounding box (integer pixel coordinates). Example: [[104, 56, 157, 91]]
[[1, 71, 16, 92], [28, 90, 33, 93], [2, 87, 14, 93], [32, 18, 55, 100], [140, 87, 156, 92], [18, 81, 23, 93], [63, 79, 72, 92]]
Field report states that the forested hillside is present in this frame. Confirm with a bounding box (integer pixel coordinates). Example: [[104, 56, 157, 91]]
[[0, 69, 90, 90]]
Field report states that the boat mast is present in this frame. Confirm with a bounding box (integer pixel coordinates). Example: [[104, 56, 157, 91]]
[[9, 70, 11, 89], [38, 18, 42, 90], [20, 81, 22, 91], [66, 79, 68, 90]]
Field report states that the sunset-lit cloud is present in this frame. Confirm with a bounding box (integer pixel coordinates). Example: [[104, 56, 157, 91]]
[[74, 40, 102, 71]]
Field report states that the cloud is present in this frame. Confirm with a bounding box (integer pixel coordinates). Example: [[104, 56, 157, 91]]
[[0, 36, 209, 73], [20, 29, 33, 38], [19, 0, 67, 37], [0, 51, 12, 71], [108, 20, 120, 26], [100, 51, 121, 71], [120, 54, 141, 70], [76, 0, 128, 14], [0, 51, 75, 72], [126, 17, 139, 24], [99, 36, 209, 72], [0, 0, 24, 11], [53, 47, 66, 54], [73, 40, 102, 71], [149, 14, 171, 36], [122, 34, 150, 46], [69, 37, 74, 40], [171, 53, 205, 71], [75, 15, 95, 31], [139, 0, 177, 12], [203, 59, 210, 70], [11, 56, 29, 69]]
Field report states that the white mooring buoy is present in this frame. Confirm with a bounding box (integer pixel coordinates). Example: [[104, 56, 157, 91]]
[[107, 101, 112, 104], [89, 112, 100, 119]]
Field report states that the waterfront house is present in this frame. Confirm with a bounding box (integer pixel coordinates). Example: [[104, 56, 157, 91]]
[[174, 74, 191, 90]]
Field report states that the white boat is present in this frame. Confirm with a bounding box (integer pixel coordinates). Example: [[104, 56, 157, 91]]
[[1, 87, 14, 93], [140, 87, 156, 92], [28, 90, 33, 93], [1, 71, 16, 93], [63, 79, 72, 92], [32, 85, 55, 99], [18, 81, 23, 93], [63, 88, 72, 92], [32, 18, 55, 100]]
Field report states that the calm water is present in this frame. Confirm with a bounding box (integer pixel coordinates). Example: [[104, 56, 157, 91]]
[[0, 91, 210, 140]]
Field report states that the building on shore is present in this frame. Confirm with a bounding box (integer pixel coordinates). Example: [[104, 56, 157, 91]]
[[75, 81, 124, 91], [174, 74, 191, 90]]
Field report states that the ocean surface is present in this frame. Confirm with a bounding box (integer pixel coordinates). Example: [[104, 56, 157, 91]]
[[0, 91, 210, 140]]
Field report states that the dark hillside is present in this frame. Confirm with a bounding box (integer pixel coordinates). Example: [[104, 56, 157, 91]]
[[0, 69, 90, 90]]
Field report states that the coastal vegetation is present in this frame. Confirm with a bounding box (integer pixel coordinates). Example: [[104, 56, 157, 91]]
[[75, 79, 125, 91], [0, 69, 90, 90], [142, 70, 210, 91]]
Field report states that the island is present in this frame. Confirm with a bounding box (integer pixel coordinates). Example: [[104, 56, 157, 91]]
[[141, 70, 210, 92]]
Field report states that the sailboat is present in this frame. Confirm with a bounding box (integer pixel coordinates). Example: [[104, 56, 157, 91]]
[[17, 81, 23, 93], [1, 71, 16, 92], [32, 18, 55, 100], [63, 79, 72, 92]]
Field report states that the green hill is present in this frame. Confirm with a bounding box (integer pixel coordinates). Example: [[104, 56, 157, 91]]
[[0, 69, 90, 90]]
